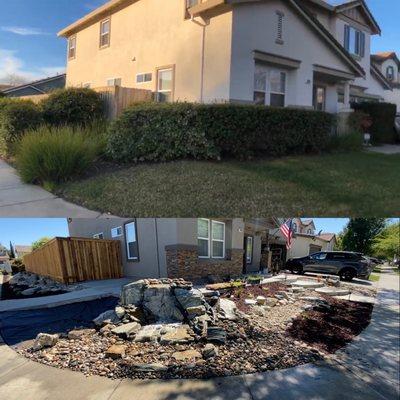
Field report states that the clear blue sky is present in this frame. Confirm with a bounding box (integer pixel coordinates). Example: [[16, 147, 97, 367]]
[[309, 218, 349, 234], [0, 0, 399, 84], [0, 219, 69, 250]]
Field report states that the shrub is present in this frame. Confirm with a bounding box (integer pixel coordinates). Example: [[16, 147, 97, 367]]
[[107, 103, 334, 163], [16, 125, 105, 184], [352, 102, 397, 144], [41, 88, 104, 126], [328, 132, 363, 152], [11, 258, 25, 274], [0, 100, 42, 156]]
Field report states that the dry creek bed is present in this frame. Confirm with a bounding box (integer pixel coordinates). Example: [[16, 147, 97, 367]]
[[16, 281, 376, 380]]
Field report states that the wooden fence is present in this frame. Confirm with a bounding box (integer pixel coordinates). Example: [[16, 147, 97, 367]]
[[17, 86, 153, 119], [23, 237, 123, 284], [95, 86, 153, 119]]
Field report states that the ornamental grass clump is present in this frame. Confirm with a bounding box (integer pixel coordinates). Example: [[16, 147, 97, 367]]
[[16, 125, 106, 185]]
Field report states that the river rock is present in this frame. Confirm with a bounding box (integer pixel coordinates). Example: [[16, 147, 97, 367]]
[[106, 344, 127, 359], [131, 363, 168, 372], [21, 288, 37, 296], [68, 329, 96, 340], [111, 322, 141, 338], [202, 343, 218, 359], [218, 298, 237, 321], [32, 333, 59, 351], [159, 325, 194, 344], [93, 310, 120, 326], [115, 306, 126, 319], [172, 349, 202, 361], [207, 326, 227, 344]]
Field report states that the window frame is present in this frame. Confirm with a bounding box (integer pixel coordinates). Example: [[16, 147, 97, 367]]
[[99, 17, 111, 49], [106, 77, 122, 87], [198, 218, 210, 259], [136, 73, 153, 84], [155, 65, 175, 103], [345, 25, 365, 58], [253, 64, 286, 107], [93, 233, 104, 239], [387, 66, 395, 81], [68, 35, 76, 60], [111, 226, 123, 238], [211, 220, 226, 259], [124, 221, 139, 261]]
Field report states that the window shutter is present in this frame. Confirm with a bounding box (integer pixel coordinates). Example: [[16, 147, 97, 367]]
[[355, 31, 360, 55], [344, 25, 349, 50], [360, 32, 365, 57]]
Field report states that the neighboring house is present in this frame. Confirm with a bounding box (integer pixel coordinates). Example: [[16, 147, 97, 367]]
[[2, 74, 66, 98], [0, 245, 11, 273], [58, 0, 390, 115], [371, 51, 400, 110], [268, 218, 336, 263], [14, 245, 33, 259], [68, 218, 277, 281]]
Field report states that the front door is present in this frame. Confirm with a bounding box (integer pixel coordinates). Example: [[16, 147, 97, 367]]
[[313, 85, 326, 111]]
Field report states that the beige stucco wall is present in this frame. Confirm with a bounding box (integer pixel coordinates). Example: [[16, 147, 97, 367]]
[[229, 0, 355, 108], [64, 0, 233, 102], [287, 235, 333, 260]]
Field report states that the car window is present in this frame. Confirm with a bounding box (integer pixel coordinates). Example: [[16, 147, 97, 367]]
[[310, 253, 327, 260]]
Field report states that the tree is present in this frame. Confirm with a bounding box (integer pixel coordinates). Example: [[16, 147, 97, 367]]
[[9, 241, 15, 259], [1, 73, 28, 86], [32, 237, 52, 251], [371, 222, 400, 260], [341, 218, 386, 255]]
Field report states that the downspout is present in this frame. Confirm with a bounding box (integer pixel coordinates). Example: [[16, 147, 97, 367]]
[[190, 15, 210, 103], [154, 218, 161, 278]]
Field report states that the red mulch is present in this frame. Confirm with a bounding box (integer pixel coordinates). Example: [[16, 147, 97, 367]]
[[222, 282, 287, 313], [287, 296, 373, 353]]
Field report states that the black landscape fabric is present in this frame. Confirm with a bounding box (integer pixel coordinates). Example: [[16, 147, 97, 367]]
[[0, 296, 118, 346]]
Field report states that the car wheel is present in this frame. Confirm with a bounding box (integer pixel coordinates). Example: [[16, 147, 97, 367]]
[[293, 264, 304, 275], [340, 268, 355, 282]]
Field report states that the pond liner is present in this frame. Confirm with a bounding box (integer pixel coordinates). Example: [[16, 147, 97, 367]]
[[0, 296, 118, 347]]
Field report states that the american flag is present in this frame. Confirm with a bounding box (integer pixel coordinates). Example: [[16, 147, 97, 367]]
[[280, 219, 293, 250]]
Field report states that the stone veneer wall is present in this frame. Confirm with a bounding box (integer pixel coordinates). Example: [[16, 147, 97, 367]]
[[165, 245, 244, 281]]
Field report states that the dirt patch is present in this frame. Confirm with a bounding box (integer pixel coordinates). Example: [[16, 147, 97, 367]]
[[288, 296, 373, 353]]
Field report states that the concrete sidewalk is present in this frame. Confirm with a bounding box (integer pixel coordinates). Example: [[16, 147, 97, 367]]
[[0, 269, 398, 399], [0, 278, 132, 312], [0, 159, 109, 217], [367, 144, 400, 155]]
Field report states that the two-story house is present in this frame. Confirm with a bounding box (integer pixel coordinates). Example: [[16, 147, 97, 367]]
[[68, 218, 277, 281], [58, 0, 392, 116], [371, 51, 400, 111]]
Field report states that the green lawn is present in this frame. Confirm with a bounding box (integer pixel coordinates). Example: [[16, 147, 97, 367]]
[[57, 151, 400, 217], [369, 273, 380, 282]]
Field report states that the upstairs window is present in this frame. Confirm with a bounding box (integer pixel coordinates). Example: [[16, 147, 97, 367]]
[[93, 233, 104, 239], [386, 66, 395, 81], [68, 35, 76, 60], [276, 11, 284, 44], [344, 25, 365, 57], [100, 18, 111, 48], [292, 223, 297, 233]]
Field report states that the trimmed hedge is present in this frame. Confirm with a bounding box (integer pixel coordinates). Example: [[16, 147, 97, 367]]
[[107, 103, 334, 163], [41, 88, 104, 126], [0, 100, 42, 156], [352, 102, 397, 144]]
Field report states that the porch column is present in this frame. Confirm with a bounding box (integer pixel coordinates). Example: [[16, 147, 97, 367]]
[[343, 81, 351, 109]]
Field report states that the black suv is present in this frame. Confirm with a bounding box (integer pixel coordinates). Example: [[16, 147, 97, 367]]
[[285, 251, 372, 281]]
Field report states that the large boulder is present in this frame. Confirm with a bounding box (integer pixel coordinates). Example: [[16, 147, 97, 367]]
[[111, 322, 141, 339], [120, 280, 147, 306], [174, 288, 205, 309], [32, 333, 59, 351], [142, 284, 184, 322]]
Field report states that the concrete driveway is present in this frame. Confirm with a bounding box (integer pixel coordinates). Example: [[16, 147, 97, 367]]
[[0, 268, 398, 399], [0, 159, 109, 217]]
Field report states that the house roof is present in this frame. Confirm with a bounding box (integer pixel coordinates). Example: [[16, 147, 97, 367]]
[[316, 233, 336, 242], [2, 74, 66, 95], [371, 51, 400, 67], [370, 62, 393, 91], [15, 245, 32, 254]]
